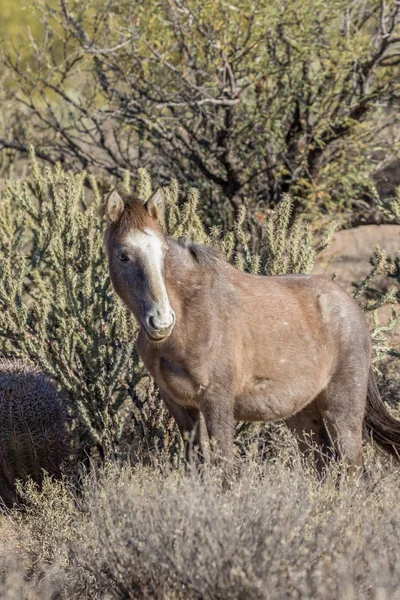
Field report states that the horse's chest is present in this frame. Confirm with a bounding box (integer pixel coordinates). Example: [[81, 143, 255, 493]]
[[145, 354, 202, 407]]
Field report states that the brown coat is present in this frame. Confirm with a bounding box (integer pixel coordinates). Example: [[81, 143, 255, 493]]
[[104, 189, 400, 474]]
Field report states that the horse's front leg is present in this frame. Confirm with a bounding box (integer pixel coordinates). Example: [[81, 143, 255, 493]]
[[200, 387, 235, 482], [161, 391, 210, 463]]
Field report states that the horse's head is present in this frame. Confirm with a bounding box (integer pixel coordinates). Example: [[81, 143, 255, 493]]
[[104, 188, 175, 341]]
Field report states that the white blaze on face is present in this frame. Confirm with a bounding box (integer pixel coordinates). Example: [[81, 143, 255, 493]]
[[124, 228, 173, 328], [125, 228, 164, 267]]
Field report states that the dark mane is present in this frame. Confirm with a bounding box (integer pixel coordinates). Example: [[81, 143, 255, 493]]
[[170, 237, 222, 268]]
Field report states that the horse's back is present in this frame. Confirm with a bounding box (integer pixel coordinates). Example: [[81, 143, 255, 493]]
[[233, 271, 369, 347]]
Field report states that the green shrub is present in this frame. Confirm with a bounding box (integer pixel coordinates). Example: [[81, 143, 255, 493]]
[[352, 191, 400, 364], [3, 0, 400, 226], [0, 156, 141, 460], [0, 158, 397, 462]]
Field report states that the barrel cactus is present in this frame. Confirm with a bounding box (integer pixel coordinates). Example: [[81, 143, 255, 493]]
[[0, 359, 69, 506]]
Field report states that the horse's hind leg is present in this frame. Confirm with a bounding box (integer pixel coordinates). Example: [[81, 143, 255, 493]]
[[317, 367, 368, 474], [286, 398, 333, 476]]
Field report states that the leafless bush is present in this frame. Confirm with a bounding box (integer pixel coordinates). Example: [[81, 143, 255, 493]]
[[2, 441, 400, 600]]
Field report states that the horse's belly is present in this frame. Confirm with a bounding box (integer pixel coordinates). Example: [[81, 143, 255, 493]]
[[234, 378, 321, 422]]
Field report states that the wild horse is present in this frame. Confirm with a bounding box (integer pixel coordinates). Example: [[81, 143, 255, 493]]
[[104, 188, 400, 474]]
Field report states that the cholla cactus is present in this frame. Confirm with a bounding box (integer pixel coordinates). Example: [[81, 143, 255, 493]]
[[259, 195, 336, 275], [0, 152, 139, 461], [377, 187, 400, 222], [0, 359, 69, 507], [162, 175, 208, 243], [138, 169, 334, 276], [356, 190, 400, 364], [137, 168, 153, 202]]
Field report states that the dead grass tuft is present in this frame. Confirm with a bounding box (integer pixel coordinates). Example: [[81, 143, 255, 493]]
[[0, 439, 400, 599]]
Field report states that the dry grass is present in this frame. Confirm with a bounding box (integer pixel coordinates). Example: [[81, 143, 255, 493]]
[[0, 434, 400, 600]]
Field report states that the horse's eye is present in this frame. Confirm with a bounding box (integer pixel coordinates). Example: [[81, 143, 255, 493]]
[[118, 253, 129, 262]]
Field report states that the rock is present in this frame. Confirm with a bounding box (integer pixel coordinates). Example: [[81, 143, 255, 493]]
[[314, 224, 400, 291], [313, 225, 400, 346]]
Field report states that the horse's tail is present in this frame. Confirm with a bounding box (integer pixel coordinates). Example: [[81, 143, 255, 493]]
[[365, 369, 400, 459]]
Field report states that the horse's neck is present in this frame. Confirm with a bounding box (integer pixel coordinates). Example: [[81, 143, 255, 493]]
[[164, 243, 212, 320]]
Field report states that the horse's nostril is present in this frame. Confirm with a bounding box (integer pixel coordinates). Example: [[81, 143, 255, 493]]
[[147, 315, 156, 330], [146, 312, 174, 332]]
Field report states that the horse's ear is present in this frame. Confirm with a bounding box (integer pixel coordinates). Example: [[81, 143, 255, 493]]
[[104, 189, 124, 223], [145, 188, 165, 224]]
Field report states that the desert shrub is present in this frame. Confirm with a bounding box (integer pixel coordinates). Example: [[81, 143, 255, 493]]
[[377, 184, 400, 223], [0, 158, 398, 463], [350, 191, 400, 364], [2, 0, 400, 226], [162, 176, 336, 275], [354, 249, 400, 365], [208, 194, 336, 275], [0, 358, 69, 507], [2, 447, 400, 600], [0, 155, 142, 461]]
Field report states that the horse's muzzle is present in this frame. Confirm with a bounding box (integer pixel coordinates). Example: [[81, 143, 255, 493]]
[[144, 310, 176, 341]]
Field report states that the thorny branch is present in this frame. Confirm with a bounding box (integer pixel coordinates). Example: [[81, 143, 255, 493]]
[[1, 0, 400, 221]]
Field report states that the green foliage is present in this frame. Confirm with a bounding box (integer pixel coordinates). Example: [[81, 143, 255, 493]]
[[158, 170, 336, 275], [377, 187, 400, 222], [351, 193, 400, 364], [353, 247, 400, 364], [0, 1, 58, 50], [128, 378, 182, 466], [0, 160, 397, 464], [164, 179, 208, 243], [3, 0, 400, 226], [0, 358, 69, 507], [216, 195, 336, 275], [0, 154, 141, 459]]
